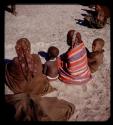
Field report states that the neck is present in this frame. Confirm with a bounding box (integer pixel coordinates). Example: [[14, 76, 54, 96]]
[[93, 49, 104, 54], [49, 58, 56, 61]]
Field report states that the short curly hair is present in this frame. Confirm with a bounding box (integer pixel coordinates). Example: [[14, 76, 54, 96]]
[[48, 46, 59, 59], [93, 38, 105, 48]]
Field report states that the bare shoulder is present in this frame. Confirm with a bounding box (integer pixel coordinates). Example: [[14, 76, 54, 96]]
[[32, 54, 40, 58], [32, 54, 41, 61], [6, 57, 19, 70]]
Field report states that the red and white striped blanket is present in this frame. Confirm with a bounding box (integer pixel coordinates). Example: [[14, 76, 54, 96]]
[[57, 42, 92, 84]]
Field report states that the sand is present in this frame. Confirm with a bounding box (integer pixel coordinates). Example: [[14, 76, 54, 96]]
[[5, 5, 110, 121]]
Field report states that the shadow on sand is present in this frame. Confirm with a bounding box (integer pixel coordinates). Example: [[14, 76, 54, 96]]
[[4, 59, 12, 64], [38, 51, 49, 61]]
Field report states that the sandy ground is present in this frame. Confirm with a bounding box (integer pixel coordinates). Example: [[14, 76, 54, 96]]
[[5, 5, 110, 121]]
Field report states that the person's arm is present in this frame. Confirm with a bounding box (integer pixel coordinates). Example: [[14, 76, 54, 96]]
[[88, 53, 97, 63], [88, 57, 96, 63]]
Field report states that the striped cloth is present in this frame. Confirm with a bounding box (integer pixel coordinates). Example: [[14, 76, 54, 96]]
[[57, 42, 92, 84]]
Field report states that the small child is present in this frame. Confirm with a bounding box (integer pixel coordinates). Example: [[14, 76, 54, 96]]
[[86, 38, 105, 73], [43, 46, 59, 81]]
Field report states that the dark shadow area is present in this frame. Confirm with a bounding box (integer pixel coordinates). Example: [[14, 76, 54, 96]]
[[88, 5, 95, 8], [59, 52, 69, 73], [4, 5, 17, 16], [5, 102, 16, 121], [2, 3, 16, 16], [4, 6, 14, 14], [38, 51, 49, 61], [80, 4, 90, 6], [85, 47, 91, 57], [42, 64, 45, 73], [81, 13, 87, 17], [4, 59, 12, 64], [79, 1, 95, 6], [79, 2, 96, 7], [75, 19, 91, 28], [67, 39, 71, 46], [60, 52, 66, 59], [81, 9, 95, 15], [79, 0, 110, 7]]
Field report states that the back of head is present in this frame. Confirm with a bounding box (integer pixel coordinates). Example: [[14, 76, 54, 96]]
[[93, 38, 105, 48], [15, 38, 38, 80], [67, 29, 82, 47], [92, 38, 105, 52], [15, 38, 31, 57], [67, 30, 75, 46], [48, 46, 59, 59]]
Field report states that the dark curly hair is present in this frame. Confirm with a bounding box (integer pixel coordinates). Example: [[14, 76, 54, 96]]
[[48, 46, 59, 59]]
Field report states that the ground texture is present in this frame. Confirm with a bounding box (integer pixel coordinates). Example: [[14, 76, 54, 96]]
[[5, 5, 110, 121]]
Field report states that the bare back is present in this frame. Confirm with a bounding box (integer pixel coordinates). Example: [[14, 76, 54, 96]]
[[44, 60, 58, 78], [88, 52, 104, 73]]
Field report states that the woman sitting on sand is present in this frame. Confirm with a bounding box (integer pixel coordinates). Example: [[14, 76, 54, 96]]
[[57, 30, 92, 84], [5, 38, 55, 95], [5, 38, 75, 121]]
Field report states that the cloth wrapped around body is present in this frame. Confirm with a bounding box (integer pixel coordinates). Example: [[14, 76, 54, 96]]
[[5, 94, 75, 121], [58, 42, 92, 84]]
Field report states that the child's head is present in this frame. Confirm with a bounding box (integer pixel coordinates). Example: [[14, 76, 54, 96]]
[[48, 46, 59, 59], [92, 38, 105, 52], [67, 30, 82, 47]]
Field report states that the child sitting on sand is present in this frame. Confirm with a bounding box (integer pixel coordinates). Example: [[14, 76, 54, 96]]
[[86, 38, 105, 73], [43, 46, 59, 81]]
